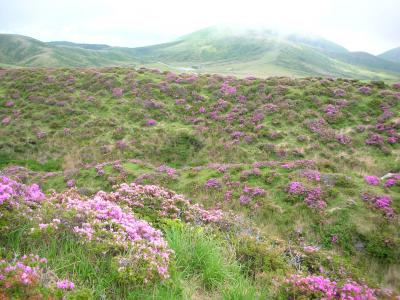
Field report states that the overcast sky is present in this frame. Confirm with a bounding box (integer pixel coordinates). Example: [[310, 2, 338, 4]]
[[0, 0, 399, 55]]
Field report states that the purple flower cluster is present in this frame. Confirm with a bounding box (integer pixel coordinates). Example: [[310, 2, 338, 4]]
[[205, 178, 221, 189], [113, 182, 225, 224], [145, 119, 157, 126], [49, 188, 173, 283], [358, 86, 372, 94], [2, 116, 11, 125], [56, 279, 75, 290], [383, 174, 400, 188], [112, 87, 123, 97], [0, 254, 47, 287], [300, 170, 321, 182], [364, 175, 380, 186], [287, 182, 305, 194], [157, 165, 176, 176], [304, 187, 326, 209], [361, 192, 395, 218], [0, 176, 45, 207], [286, 275, 378, 299], [287, 182, 326, 209], [323, 104, 339, 117], [220, 82, 237, 95]]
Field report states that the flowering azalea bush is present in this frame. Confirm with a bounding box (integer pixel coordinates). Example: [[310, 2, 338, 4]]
[[361, 192, 395, 218], [287, 181, 326, 209], [111, 182, 225, 224], [42, 188, 174, 285], [285, 275, 379, 299], [0, 176, 45, 208], [364, 175, 380, 186], [0, 254, 76, 298]]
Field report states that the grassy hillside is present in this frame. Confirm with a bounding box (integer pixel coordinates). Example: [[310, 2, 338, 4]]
[[1, 28, 400, 80], [379, 47, 400, 63], [0, 34, 138, 67], [0, 67, 399, 299]]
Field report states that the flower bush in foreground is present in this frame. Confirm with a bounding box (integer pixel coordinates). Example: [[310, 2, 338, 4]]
[[46, 189, 173, 284], [0, 254, 75, 297], [1, 176, 174, 286]]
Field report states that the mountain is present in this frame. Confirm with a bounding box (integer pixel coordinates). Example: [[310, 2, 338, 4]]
[[0, 34, 138, 67], [47, 41, 111, 50], [379, 47, 400, 63], [131, 26, 400, 79], [1, 28, 400, 80]]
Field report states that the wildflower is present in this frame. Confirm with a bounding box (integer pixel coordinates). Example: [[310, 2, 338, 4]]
[[287, 182, 305, 194], [56, 279, 75, 290], [112, 88, 123, 97], [375, 195, 392, 208], [4, 101, 14, 107], [364, 175, 380, 186], [66, 180, 75, 188], [205, 178, 220, 189], [239, 194, 251, 205], [2, 116, 11, 125], [331, 235, 338, 243], [358, 86, 371, 94], [146, 119, 157, 126]]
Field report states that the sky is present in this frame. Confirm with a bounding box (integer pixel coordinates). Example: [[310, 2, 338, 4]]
[[0, 0, 399, 55]]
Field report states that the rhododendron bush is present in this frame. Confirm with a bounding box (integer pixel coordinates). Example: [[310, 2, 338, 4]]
[[284, 274, 398, 300], [1, 176, 174, 286]]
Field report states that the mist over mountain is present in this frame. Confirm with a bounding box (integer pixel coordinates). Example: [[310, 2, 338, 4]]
[[1, 26, 399, 80]]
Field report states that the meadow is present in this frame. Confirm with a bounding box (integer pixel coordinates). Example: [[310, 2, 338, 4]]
[[0, 67, 399, 299]]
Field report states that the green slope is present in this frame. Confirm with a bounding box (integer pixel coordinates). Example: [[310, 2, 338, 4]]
[[1, 28, 400, 80], [0, 34, 138, 67], [379, 47, 400, 63], [0, 68, 399, 298]]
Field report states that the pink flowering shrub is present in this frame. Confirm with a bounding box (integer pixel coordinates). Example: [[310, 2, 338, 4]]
[[112, 87, 123, 97], [112, 182, 224, 224], [285, 275, 378, 299], [364, 175, 380, 186], [205, 178, 220, 189], [287, 182, 305, 194], [4, 101, 15, 107], [56, 279, 75, 290], [358, 86, 371, 94], [286, 181, 327, 210], [300, 170, 321, 182], [42, 188, 174, 285], [145, 119, 157, 126], [361, 192, 395, 218], [2, 116, 11, 125], [157, 165, 177, 177], [383, 174, 400, 188], [0, 254, 77, 297], [0, 254, 47, 287], [0, 176, 45, 207], [220, 82, 237, 95]]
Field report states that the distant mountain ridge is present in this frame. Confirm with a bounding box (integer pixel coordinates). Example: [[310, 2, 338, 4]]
[[0, 27, 399, 80], [379, 47, 400, 63]]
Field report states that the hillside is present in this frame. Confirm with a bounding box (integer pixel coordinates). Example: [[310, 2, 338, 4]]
[[0, 34, 138, 67], [379, 47, 400, 63], [129, 27, 400, 80], [1, 28, 400, 80], [0, 67, 399, 299]]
